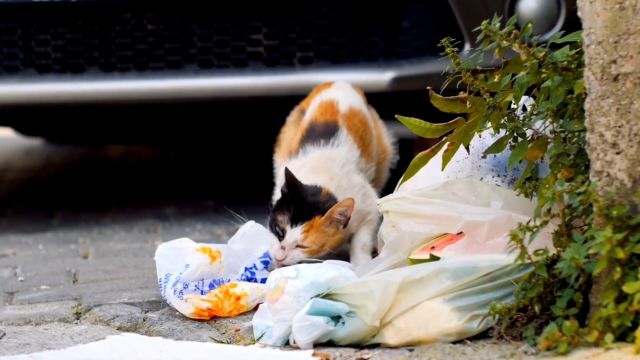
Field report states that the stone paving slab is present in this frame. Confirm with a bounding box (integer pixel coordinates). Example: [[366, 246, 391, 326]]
[[82, 304, 144, 332], [140, 307, 228, 343], [313, 341, 537, 360], [11, 277, 158, 305], [0, 323, 120, 356], [80, 286, 163, 312], [0, 300, 79, 326]]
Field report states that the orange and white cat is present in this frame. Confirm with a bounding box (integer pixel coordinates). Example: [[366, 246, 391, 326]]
[[269, 81, 396, 267]]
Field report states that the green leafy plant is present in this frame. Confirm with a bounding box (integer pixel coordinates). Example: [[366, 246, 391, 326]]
[[396, 16, 640, 353]]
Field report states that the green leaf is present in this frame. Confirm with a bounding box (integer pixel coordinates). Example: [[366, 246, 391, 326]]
[[513, 75, 530, 103], [428, 88, 471, 113], [549, 86, 567, 107], [535, 265, 548, 278], [461, 112, 484, 147], [574, 79, 585, 95], [467, 96, 487, 113], [561, 319, 578, 336], [604, 332, 615, 345], [480, 73, 501, 92], [499, 73, 512, 89], [584, 329, 600, 343], [557, 341, 570, 355], [525, 137, 549, 161], [548, 45, 576, 62], [549, 30, 582, 44], [484, 135, 510, 155], [488, 111, 503, 131], [503, 55, 525, 74], [441, 125, 466, 170], [594, 257, 608, 275], [546, 31, 564, 44], [515, 160, 536, 188], [622, 281, 640, 294], [521, 22, 533, 38], [563, 120, 585, 131], [442, 141, 461, 170], [395, 115, 465, 139], [508, 140, 529, 168], [398, 141, 446, 185]]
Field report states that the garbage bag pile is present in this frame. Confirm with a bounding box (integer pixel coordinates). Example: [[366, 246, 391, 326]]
[[155, 139, 554, 347]]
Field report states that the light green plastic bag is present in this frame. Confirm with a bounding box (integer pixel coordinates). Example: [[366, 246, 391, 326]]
[[282, 179, 554, 348]]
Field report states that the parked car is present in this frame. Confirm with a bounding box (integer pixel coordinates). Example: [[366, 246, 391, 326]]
[[0, 0, 578, 142]]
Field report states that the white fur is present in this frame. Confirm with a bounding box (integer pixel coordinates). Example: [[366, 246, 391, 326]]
[[272, 226, 306, 266]]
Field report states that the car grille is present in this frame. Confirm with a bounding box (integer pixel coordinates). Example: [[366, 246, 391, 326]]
[[0, 1, 461, 76]]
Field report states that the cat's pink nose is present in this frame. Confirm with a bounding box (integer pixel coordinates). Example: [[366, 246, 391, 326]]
[[274, 251, 286, 263]]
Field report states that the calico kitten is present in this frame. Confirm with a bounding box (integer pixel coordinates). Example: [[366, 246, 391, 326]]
[[269, 81, 396, 267]]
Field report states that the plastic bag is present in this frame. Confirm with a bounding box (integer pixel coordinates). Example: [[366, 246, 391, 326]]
[[361, 178, 554, 276], [253, 179, 555, 348], [155, 221, 277, 320], [252, 261, 357, 346]]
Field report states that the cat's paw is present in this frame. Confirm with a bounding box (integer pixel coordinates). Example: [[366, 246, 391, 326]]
[[349, 253, 372, 268]]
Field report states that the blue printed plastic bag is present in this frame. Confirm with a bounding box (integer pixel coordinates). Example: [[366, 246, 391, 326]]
[[154, 221, 278, 319]]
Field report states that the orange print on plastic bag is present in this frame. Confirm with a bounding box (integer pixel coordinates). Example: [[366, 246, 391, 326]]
[[186, 282, 249, 319], [196, 246, 222, 264]]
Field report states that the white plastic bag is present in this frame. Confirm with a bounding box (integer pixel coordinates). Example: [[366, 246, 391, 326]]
[[361, 178, 553, 276], [253, 179, 555, 348], [252, 261, 357, 347], [155, 221, 277, 319]]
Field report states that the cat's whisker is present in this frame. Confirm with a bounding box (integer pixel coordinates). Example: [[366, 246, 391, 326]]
[[223, 207, 249, 226]]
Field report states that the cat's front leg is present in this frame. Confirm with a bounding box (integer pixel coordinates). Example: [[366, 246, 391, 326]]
[[349, 219, 377, 267]]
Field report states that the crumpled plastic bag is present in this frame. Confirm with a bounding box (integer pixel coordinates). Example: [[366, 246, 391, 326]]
[[252, 261, 357, 346], [253, 179, 555, 348], [361, 178, 554, 276], [155, 221, 277, 320]]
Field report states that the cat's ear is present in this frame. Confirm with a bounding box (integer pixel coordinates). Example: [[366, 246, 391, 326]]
[[323, 198, 354, 230], [283, 167, 303, 194]]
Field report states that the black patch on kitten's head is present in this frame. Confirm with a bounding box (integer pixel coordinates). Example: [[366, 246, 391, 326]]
[[269, 167, 338, 241]]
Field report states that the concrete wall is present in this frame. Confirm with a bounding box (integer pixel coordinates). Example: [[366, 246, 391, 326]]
[[578, 0, 640, 206]]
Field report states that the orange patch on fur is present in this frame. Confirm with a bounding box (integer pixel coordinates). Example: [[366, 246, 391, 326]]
[[311, 100, 340, 120], [274, 105, 305, 169], [369, 107, 395, 192], [342, 108, 374, 162], [300, 216, 345, 257], [300, 82, 334, 109]]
